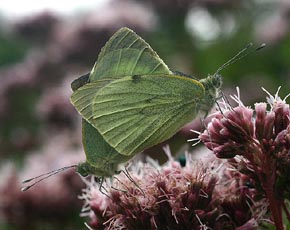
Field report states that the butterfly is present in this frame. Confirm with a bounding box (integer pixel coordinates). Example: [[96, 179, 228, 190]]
[[70, 27, 222, 176], [23, 27, 263, 191]]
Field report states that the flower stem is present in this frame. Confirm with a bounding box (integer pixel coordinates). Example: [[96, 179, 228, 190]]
[[282, 201, 290, 221], [262, 157, 284, 230], [264, 187, 284, 230]]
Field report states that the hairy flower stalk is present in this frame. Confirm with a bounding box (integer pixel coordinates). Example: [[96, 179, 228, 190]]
[[80, 147, 259, 230], [200, 87, 290, 230]]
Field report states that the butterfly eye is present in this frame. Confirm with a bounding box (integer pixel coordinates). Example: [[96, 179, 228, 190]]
[[76, 162, 90, 177]]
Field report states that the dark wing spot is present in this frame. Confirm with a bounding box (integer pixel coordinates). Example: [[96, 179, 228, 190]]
[[132, 75, 142, 83], [145, 98, 153, 103]]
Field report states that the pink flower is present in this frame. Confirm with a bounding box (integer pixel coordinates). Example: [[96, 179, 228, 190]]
[[0, 134, 84, 228], [200, 87, 290, 230], [80, 147, 259, 230]]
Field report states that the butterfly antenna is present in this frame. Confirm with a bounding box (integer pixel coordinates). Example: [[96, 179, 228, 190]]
[[215, 43, 266, 75], [21, 165, 77, 191]]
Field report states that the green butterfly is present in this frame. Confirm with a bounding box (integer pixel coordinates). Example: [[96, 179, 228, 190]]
[[22, 28, 263, 192], [71, 27, 222, 177]]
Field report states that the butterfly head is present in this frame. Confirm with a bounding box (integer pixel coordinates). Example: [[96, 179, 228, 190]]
[[199, 74, 223, 114], [200, 73, 222, 94], [76, 162, 90, 177]]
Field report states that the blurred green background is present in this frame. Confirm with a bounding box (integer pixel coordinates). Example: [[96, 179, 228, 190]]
[[0, 0, 289, 229]]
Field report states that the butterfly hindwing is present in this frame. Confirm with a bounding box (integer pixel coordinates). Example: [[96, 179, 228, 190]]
[[71, 79, 115, 121], [89, 74, 205, 156]]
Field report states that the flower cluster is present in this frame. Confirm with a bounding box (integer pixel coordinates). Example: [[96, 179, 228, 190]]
[[200, 88, 290, 230], [80, 147, 260, 230], [0, 133, 84, 228]]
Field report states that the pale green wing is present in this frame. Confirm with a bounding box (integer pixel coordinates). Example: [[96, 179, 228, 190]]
[[90, 48, 171, 81], [71, 75, 121, 171], [71, 27, 173, 176], [71, 79, 113, 122], [72, 27, 173, 132], [89, 27, 171, 82], [84, 74, 205, 156], [98, 27, 162, 61], [82, 119, 130, 173]]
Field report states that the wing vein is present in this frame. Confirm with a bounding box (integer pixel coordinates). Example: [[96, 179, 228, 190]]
[[111, 117, 145, 149], [131, 47, 146, 75], [72, 90, 97, 104], [128, 104, 192, 154], [114, 49, 122, 76], [150, 62, 163, 74], [103, 115, 143, 139], [93, 101, 182, 119], [128, 37, 139, 48], [114, 30, 131, 48]]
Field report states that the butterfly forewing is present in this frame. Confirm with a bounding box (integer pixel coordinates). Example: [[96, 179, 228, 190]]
[[97, 27, 166, 66], [90, 27, 171, 82], [91, 48, 171, 81]]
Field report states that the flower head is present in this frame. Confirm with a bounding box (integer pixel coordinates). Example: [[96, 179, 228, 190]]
[[80, 147, 259, 230], [199, 87, 290, 230]]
